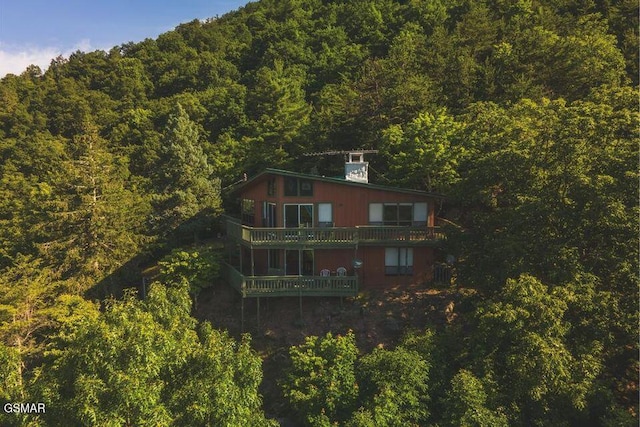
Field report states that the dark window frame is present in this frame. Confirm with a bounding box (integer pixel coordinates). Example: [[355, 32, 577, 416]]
[[267, 177, 277, 196], [384, 247, 414, 276], [241, 198, 255, 226], [284, 177, 314, 197]]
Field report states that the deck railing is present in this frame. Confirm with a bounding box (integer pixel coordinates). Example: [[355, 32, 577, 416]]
[[224, 217, 444, 247], [221, 263, 358, 298]]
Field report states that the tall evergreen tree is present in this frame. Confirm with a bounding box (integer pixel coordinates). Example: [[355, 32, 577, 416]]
[[152, 103, 221, 241], [43, 122, 150, 291]]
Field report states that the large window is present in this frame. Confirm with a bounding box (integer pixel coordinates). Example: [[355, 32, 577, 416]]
[[284, 177, 313, 196], [284, 204, 314, 228], [241, 199, 255, 226], [268, 249, 280, 270], [383, 203, 412, 226], [369, 202, 428, 226], [385, 248, 413, 275], [317, 203, 333, 227], [285, 249, 314, 275], [262, 202, 276, 227]]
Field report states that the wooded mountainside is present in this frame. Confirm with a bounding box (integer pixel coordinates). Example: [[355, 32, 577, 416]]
[[0, 0, 637, 425]]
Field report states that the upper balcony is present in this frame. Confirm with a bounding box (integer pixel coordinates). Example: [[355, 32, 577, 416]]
[[224, 216, 444, 248]]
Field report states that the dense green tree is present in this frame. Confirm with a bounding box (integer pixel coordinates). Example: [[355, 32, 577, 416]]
[[442, 369, 508, 427], [245, 60, 311, 171], [382, 108, 464, 192], [471, 274, 603, 425], [152, 103, 221, 240], [43, 123, 150, 291], [351, 346, 430, 426], [167, 323, 278, 427], [0, 343, 27, 427], [35, 282, 274, 426], [283, 332, 359, 425], [0, 256, 61, 355], [157, 246, 221, 307]]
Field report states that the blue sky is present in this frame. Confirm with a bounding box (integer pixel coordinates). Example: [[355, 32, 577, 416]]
[[0, 0, 250, 76]]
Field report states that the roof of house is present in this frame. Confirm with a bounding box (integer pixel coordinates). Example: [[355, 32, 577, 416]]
[[230, 168, 445, 198]]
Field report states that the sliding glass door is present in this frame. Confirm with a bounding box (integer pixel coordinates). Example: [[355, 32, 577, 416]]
[[285, 249, 314, 275], [284, 204, 313, 228]]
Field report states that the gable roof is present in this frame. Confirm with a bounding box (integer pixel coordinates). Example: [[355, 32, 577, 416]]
[[230, 168, 445, 198]]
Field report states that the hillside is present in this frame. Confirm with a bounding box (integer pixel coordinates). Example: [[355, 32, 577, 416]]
[[0, 0, 637, 425]]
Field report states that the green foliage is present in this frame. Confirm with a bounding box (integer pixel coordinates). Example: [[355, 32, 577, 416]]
[[472, 274, 604, 425], [283, 331, 359, 425], [0, 256, 62, 352], [34, 282, 274, 426], [152, 102, 221, 239], [0, 343, 27, 427], [453, 94, 638, 293], [157, 246, 221, 301], [0, 0, 636, 423], [246, 60, 311, 171], [284, 330, 434, 427], [382, 108, 464, 191], [42, 122, 151, 290], [168, 323, 278, 427], [443, 369, 508, 427], [353, 346, 430, 426]]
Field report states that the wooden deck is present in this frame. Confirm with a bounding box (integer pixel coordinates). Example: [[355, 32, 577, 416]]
[[222, 263, 358, 298], [224, 217, 444, 248]]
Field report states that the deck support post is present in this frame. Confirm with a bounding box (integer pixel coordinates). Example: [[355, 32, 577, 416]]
[[257, 297, 260, 329], [241, 297, 244, 333], [299, 288, 303, 323], [250, 248, 255, 276]]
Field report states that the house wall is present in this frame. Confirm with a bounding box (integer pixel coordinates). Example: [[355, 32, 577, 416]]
[[238, 174, 436, 227], [236, 172, 439, 288], [357, 246, 434, 287], [248, 247, 435, 288]]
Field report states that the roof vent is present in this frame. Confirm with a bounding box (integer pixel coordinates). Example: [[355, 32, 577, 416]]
[[345, 151, 368, 183]]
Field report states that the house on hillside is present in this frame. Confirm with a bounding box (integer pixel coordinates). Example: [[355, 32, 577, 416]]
[[222, 152, 446, 307]]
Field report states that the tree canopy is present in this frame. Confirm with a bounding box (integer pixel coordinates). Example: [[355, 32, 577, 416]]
[[0, 0, 636, 425]]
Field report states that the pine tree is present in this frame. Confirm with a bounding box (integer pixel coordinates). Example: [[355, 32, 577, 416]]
[[152, 103, 221, 241]]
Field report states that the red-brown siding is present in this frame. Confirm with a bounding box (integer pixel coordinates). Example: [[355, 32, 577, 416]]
[[238, 174, 436, 227], [234, 171, 440, 289]]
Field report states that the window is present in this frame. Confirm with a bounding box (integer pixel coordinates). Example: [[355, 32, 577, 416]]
[[262, 202, 276, 227], [285, 249, 314, 275], [300, 179, 313, 196], [268, 249, 280, 269], [369, 202, 429, 226], [284, 177, 313, 196], [413, 203, 427, 226], [369, 203, 383, 225], [267, 177, 276, 196], [383, 203, 412, 226], [241, 199, 255, 226], [284, 204, 314, 228], [317, 203, 333, 227], [385, 248, 413, 275]]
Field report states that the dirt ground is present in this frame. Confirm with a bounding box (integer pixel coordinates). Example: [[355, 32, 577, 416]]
[[193, 279, 463, 420]]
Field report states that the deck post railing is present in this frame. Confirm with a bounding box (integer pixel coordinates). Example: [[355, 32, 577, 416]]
[[222, 263, 358, 298], [224, 216, 443, 247]]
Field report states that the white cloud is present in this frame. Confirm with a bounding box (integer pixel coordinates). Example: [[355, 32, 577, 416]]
[[0, 46, 61, 77], [0, 40, 109, 78]]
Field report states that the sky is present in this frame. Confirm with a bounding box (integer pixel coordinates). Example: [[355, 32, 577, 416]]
[[0, 0, 251, 77]]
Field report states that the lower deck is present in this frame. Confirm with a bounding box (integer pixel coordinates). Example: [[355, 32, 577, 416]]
[[221, 262, 358, 297], [223, 245, 436, 297]]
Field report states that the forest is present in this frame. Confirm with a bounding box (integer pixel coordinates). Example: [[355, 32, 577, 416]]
[[0, 0, 637, 425]]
